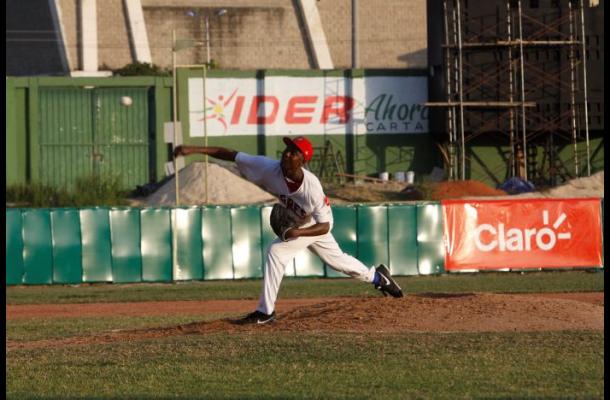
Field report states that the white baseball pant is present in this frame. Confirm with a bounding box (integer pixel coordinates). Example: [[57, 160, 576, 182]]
[[257, 233, 377, 315]]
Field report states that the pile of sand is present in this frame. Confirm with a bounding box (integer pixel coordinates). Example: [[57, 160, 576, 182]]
[[144, 161, 276, 206], [511, 170, 604, 199], [141, 162, 602, 206]]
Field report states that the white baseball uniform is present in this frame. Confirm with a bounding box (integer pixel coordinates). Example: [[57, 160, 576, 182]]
[[235, 152, 377, 314]]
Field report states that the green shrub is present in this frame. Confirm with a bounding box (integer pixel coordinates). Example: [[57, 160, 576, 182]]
[[6, 175, 130, 208], [6, 183, 71, 207], [110, 62, 171, 76], [71, 174, 130, 207]]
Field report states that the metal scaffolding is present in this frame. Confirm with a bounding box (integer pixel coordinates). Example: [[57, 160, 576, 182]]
[[427, 0, 592, 185]]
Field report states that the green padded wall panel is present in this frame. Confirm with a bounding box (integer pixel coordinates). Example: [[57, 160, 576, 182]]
[[80, 208, 113, 282], [22, 209, 53, 284], [110, 208, 142, 283], [140, 208, 172, 282], [357, 205, 389, 268], [173, 207, 204, 281], [6, 209, 24, 285], [51, 209, 83, 284], [416, 203, 445, 275], [202, 206, 234, 279], [231, 207, 263, 279], [388, 205, 418, 276]]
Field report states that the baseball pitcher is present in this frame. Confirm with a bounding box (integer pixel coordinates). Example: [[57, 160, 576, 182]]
[[173, 136, 403, 325]]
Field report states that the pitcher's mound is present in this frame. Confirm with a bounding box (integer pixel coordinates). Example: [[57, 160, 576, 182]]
[[237, 293, 602, 333], [7, 293, 602, 351], [177, 292, 603, 334]]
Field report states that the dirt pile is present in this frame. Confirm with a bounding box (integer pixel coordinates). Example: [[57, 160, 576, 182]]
[[143, 161, 276, 206], [136, 162, 602, 206], [429, 180, 507, 200], [397, 171, 604, 202], [325, 179, 507, 203]]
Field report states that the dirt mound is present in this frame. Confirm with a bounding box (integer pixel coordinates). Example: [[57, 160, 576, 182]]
[[325, 179, 509, 204], [326, 171, 604, 203], [7, 293, 602, 350], [142, 161, 276, 206], [267, 293, 603, 333], [429, 180, 507, 200]]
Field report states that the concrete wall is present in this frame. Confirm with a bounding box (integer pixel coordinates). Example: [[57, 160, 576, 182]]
[[34, 0, 427, 72], [97, 0, 134, 69], [57, 0, 133, 71], [143, 0, 427, 70], [316, 0, 428, 68], [56, 0, 79, 70], [144, 3, 312, 70]]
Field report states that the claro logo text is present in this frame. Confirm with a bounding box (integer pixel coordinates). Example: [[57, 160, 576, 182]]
[[473, 210, 571, 252]]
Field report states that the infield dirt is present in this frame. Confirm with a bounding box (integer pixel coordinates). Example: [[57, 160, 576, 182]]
[[6, 292, 603, 351]]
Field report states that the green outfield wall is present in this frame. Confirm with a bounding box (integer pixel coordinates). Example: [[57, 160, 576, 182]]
[[5, 204, 445, 285], [6, 200, 603, 285]]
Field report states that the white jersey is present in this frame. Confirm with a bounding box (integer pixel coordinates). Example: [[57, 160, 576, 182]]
[[235, 152, 333, 228], [234, 151, 376, 316]]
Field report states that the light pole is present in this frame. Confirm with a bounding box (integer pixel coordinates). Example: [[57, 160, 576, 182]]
[[201, 9, 226, 203], [205, 9, 227, 66], [184, 9, 226, 203], [352, 0, 358, 68], [171, 29, 182, 207], [169, 9, 226, 280]]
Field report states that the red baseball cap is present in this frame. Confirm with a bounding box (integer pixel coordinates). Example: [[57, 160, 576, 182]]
[[283, 136, 313, 162]]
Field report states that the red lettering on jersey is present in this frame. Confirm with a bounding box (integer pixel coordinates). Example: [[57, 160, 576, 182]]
[[324, 196, 330, 206]]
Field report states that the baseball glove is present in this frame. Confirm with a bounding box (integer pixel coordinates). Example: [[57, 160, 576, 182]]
[[269, 203, 301, 241]]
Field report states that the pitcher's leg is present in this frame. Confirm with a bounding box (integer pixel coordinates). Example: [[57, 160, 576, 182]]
[[257, 237, 313, 314], [308, 234, 376, 283]]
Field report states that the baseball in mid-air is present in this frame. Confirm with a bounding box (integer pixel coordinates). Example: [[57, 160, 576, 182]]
[[120, 96, 133, 106]]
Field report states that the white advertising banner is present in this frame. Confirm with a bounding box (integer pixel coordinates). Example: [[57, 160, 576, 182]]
[[188, 76, 428, 136]]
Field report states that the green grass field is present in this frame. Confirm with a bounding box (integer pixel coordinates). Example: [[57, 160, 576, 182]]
[[6, 270, 605, 399]]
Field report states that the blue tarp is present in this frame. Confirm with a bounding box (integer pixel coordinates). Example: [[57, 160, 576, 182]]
[[498, 177, 536, 194]]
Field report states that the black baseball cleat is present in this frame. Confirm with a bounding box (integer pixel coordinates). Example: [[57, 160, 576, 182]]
[[233, 310, 276, 325], [374, 264, 404, 298]]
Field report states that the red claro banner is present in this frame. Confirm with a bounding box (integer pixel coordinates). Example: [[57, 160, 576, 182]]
[[442, 198, 603, 270]]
